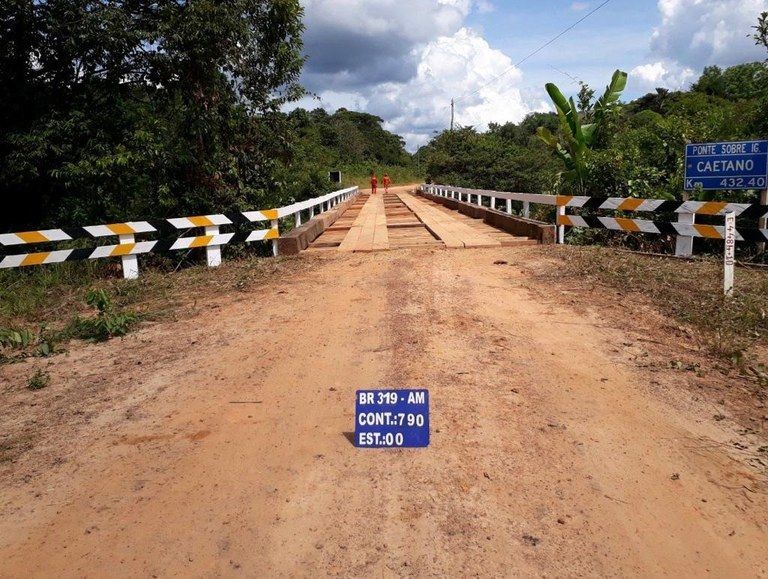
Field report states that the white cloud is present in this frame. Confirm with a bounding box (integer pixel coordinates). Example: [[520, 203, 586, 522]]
[[628, 0, 767, 93], [650, 0, 767, 69], [373, 28, 544, 150], [571, 2, 590, 11], [630, 60, 696, 90], [297, 2, 545, 150]]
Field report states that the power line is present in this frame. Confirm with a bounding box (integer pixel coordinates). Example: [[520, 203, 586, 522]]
[[453, 0, 613, 105]]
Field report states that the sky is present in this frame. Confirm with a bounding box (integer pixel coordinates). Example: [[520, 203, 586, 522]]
[[291, 0, 768, 151]]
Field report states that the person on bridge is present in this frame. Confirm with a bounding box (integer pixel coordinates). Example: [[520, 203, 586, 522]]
[[370, 172, 378, 194], [383, 173, 391, 193]]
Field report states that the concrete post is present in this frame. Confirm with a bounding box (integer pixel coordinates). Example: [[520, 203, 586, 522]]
[[271, 219, 279, 257], [675, 212, 695, 257], [119, 234, 139, 279], [205, 226, 221, 267], [557, 206, 566, 244]]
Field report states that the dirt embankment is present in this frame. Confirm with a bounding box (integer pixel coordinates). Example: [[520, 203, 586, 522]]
[[1, 247, 766, 577]]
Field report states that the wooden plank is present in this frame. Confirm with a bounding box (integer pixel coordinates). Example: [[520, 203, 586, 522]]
[[397, 193, 500, 248], [339, 194, 389, 252]]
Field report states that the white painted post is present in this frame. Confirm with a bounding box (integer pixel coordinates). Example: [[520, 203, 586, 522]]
[[119, 234, 139, 279], [675, 212, 695, 257], [491, 196, 496, 210], [295, 211, 302, 227], [310, 205, 315, 219], [557, 206, 566, 244], [506, 199, 512, 214], [724, 211, 735, 297], [205, 226, 222, 267], [523, 201, 530, 218], [271, 219, 279, 257]]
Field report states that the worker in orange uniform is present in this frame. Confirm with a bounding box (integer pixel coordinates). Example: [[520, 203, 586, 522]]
[[382, 173, 391, 193], [370, 172, 378, 194]]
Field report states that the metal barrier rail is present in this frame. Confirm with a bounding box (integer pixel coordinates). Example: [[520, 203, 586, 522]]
[[1, 186, 359, 278]]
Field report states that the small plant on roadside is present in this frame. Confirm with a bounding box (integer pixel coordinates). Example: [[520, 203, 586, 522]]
[[75, 289, 138, 341], [27, 369, 50, 390], [0, 326, 57, 360], [0, 327, 35, 349]]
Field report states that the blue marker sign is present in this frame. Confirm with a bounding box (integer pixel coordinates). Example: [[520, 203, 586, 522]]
[[685, 140, 768, 191], [355, 389, 429, 448]]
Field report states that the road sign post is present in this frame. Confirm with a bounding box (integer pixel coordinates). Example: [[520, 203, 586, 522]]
[[724, 212, 736, 297]]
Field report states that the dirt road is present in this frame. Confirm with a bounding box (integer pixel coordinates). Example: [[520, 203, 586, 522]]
[[1, 247, 767, 577]]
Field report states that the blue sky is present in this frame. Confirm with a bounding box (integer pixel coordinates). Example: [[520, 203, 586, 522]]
[[295, 0, 768, 150]]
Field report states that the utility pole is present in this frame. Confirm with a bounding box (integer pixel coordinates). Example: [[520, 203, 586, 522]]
[[450, 99, 454, 132]]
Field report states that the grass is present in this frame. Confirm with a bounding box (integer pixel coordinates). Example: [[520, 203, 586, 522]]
[[0, 252, 310, 363], [535, 246, 768, 364]]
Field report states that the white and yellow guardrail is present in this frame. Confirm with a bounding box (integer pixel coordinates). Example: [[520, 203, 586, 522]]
[[1, 186, 359, 278]]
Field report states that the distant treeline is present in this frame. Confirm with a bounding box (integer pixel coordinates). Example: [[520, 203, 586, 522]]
[[420, 61, 768, 205]]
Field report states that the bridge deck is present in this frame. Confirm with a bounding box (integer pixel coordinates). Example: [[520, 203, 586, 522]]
[[309, 187, 536, 252]]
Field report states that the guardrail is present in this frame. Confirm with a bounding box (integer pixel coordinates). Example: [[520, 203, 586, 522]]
[[0, 186, 359, 278], [420, 184, 557, 219], [421, 185, 768, 257]]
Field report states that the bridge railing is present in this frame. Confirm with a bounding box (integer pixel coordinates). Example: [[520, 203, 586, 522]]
[[420, 184, 556, 220], [0, 186, 359, 278], [420, 185, 768, 256]]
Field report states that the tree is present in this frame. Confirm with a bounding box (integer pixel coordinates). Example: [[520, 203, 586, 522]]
[[0, 0, 306, 229], [691, 66, 726, 97], [536, 69, 628, 193], [753, 11, 768, 53]]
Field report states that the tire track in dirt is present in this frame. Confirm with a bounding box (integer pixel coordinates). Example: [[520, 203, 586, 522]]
[[0, 247, 767, 577]]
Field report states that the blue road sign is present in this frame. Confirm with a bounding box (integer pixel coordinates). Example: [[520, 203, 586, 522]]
[[685, 140, 768, 191], [355, 389, 429, 448]]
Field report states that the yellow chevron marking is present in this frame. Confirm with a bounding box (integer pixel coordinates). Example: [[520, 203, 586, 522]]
[[697, 202, 728, 215], [189, 235, 214, 248], [17, 231, 49, 244], [261, 209, 279, 220], [694, 224, 722, 239], [615, 218, 641, 232], [21, 252, 50, 266], [111, 243, 136, 256], [556, 196, 573, 207], [556, 215, 573, 226], [188, 216, 214, 227], [107, 223, 135, 235], [263, 229, 279, 240], [617, 198, 644, 211]]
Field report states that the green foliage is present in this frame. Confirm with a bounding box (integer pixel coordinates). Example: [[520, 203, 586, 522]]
[[753, 11, 768, 53], [277, 107, 417, 199], [422, 60, 768, 254], [75, 289, 137, 341], [536, 70, 628, 193], [691, 63, 768, 100], [27, 370, 51, 391], [1, 0, 306, 229], [0, 324, 57, 360]]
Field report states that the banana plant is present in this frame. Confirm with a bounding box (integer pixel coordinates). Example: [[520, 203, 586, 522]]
[[537, 69, 628, 193]]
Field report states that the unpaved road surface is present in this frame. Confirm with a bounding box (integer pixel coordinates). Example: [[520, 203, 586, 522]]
[[1, 247, 767, 577]]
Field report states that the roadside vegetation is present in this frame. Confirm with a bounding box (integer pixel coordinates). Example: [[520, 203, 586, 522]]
[[536, 246, 768, 369], [421, 13, 768, 254], [0, 255, 310, 364]]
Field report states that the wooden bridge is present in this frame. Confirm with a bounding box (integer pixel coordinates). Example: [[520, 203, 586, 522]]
[[307, 187, 537, 252]]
